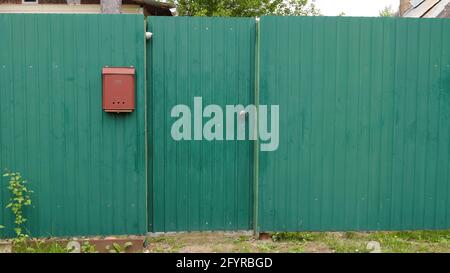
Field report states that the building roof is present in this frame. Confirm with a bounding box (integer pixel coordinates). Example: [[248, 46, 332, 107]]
[[403, 0, 450, 17]]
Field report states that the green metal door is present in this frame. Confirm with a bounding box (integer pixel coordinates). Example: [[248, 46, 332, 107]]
[[147, 17, 255, 232], [258, 16, 450, 232]]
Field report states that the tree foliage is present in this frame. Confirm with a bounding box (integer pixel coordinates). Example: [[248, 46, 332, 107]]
[[379, 5, 395, 17], [170, 0, 321, 17]]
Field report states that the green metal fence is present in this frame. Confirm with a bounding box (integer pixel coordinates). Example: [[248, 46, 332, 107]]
[[0, 14, 147, 237], [258, 16, 450, 232], [1, 15, 450, 237]]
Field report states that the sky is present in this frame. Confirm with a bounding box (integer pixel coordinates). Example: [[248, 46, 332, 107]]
[[313, 0, 400, 16]]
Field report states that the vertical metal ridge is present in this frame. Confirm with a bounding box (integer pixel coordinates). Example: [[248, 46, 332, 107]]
[[411, 19, 421, 229], [435, 19, 446, 227], [378, 18, 385, 228], [34, 14, 42, 235], [253, 16, 260, 234], [444, 21, 450, 227], [83, 14, 92, 234], [0, 15, 9, 237], [388, 18, 397, 229], [431, 20, 443, 228], [73, 14, 80, 234]]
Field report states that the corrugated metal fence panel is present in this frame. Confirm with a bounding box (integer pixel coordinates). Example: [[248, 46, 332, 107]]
[[0, 14, 147, 237], [148, 17, 255, 232], [258, 16, 450, 231]]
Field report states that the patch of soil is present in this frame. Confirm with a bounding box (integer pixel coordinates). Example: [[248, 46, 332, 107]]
[[303, 242, 333, 253], [179, 245, 214, 253]]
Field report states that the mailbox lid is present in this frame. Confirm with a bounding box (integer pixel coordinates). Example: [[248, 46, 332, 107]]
[[102, 67, 135, 75]]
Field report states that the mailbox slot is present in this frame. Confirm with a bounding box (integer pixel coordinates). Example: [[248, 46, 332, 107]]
[[102, 67, 135, 112]]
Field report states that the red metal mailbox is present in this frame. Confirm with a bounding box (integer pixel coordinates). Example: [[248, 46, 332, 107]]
[[102, 67, 135, 112]]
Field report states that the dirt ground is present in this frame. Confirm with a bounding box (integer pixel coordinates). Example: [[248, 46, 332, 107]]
[[145, 230, 450, 253], [2, 230, 449, 253]]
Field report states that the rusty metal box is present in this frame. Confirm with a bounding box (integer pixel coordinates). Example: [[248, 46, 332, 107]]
[[102, 67, 135, 112]]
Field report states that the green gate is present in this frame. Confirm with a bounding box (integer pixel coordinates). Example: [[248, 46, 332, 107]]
[[147, 17, 255, 232], [258, 16, 450, 232]]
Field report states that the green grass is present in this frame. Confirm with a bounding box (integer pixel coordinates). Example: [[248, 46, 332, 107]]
[[270, 230, 450, 253], [364, 230, 450, 253], [272, 232, 327, 242], [13, 240, 69, 253], [147, 236, 185, 253], [145, 230, 450, 253]]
